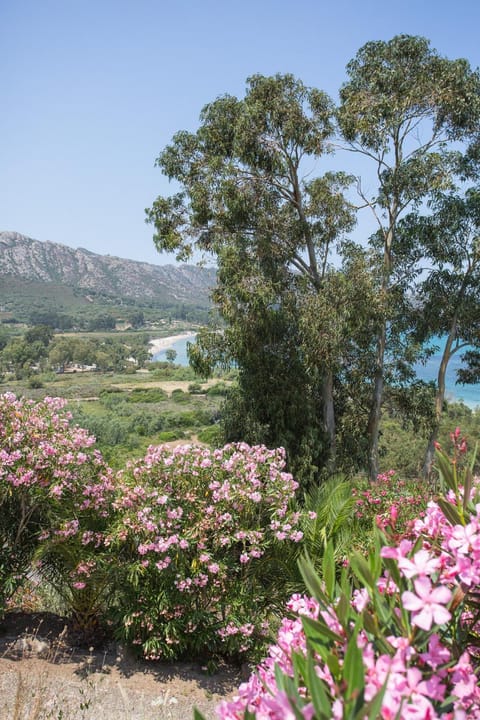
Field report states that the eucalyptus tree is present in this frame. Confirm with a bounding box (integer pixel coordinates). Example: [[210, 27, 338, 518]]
[[147, 74, 355, 473], [409, 189, 480, 476], [338, 34, 480, 480]]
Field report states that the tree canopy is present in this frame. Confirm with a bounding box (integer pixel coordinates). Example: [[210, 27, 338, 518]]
[[147, 35, 480, 485]]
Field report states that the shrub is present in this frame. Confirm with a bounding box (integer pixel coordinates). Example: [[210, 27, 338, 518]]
[[206, 382, 229, 397], [127, 387, 168, 403], [188, 383, 205, 394], [197, 425, 224, 446], [171, 388, 189, 403], [212, 432, 480, 719], [157, 430, 184, 442], [28, 377, 44, 389], [164, 410, 212, 428], [99, 389, 127, 407], [109, 443, 305, 662], [0, 392, 116, 632]]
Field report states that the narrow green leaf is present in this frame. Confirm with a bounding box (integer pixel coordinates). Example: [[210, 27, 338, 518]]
[[307, 651, 332, 718], [193, 709, 207, 720], [344, 632, 365, 704], [362, 609, 376, 635], [323, 541, 336, 600], [463, 467, 473, 513], [340, 566, 351, 597], [335, 592, 350, 627], [298, 554, 329, 605], [274, 662, 287, 692], [291, 650, 307, 685], [325, 651, 341, 679], [302, 615, 343, 645], [370, 532, 382, 578], [435, 450, 456, 493], [437, 498, 464, 527], [350, 552, 375, 589], [382, 557, 401, 588], [469, 441, 478, 474]]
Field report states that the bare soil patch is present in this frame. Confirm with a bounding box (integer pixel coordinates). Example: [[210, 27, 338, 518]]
[[0, 612, 242, 720]]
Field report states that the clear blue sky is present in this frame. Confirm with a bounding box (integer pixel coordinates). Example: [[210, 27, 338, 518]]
[[2, 0, 480, 266]]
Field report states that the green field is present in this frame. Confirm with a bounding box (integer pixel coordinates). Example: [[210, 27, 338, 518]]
[[1, 362, 231, 468]]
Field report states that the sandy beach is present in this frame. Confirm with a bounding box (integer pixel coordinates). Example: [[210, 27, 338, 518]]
[[148, 332, 197, 356]]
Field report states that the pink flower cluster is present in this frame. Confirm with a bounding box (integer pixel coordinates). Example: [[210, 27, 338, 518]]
[[0, 392, 117, 620], [112, 442, 303, 658], [218, 480, 480, 719], [352, 469, 427, 541], [0, 392, 112, 508]]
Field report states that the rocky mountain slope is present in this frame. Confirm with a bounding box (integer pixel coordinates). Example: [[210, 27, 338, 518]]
[[0, 232, 216, 308]]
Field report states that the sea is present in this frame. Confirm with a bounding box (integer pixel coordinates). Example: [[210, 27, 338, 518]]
[[152, 335, 197, 367], [414, 340, 480, 409], [153, 334, 480, 409]]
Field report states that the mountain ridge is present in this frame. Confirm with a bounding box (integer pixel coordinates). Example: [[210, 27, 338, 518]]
[[0, 231, 216, 326], [0, 231, 216, 305]]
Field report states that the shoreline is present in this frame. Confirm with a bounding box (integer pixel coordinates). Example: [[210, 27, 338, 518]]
[[148, 332, 197, 356]]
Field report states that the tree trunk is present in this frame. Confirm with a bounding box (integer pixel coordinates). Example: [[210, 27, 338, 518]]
[[423, 329, 455, 479], [321, 370, 336, 471], [366, 213, 395, 482], [367, 323, 386, 482]]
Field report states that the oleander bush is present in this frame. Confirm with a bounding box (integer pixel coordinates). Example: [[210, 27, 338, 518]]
[[3, 390, 480, 717], [0, 392, 116, 630], [0, 393, 307, 660], [210, 431, 480, 719], [109, 442, 305, 661]]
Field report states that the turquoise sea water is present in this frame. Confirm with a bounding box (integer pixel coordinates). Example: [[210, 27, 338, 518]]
[[414, 340, 480, 409], [152, 335, 197, 367], [153, 335, 480, 409]]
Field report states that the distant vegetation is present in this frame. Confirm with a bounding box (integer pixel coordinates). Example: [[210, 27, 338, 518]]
[[0, 231, 215, 327], [0, 275, 211, 327], [0, 322, 231, 467]]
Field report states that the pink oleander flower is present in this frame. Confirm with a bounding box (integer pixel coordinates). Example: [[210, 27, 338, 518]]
[[402, 577, 452, 631], [397, 549, 441, 579]]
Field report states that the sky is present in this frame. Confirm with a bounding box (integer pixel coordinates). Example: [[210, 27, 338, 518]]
[[2, 0, 480, 267]]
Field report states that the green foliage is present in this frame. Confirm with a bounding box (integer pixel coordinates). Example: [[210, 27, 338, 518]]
[[171, 388, 189, 403], [126, 387, 168, 403], [247, 475, 358, 603], [147, 72, 358, 484], [197, 424, 223, 446], [338, 34, 480, 480], [205, 382, 229, 397], [157, 430, 184, 442], [28, 377, 44, 389], [188, 382, 204, 394]]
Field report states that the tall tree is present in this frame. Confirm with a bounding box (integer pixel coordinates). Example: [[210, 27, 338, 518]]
[[147, 74, 355, 472], [406, 189, 480, 476], [338, 34, 480, 480]]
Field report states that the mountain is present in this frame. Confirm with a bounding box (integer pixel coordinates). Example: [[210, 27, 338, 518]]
[[0, 232, 216, 324]]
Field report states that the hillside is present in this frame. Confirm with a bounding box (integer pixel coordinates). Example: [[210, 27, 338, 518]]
[[0, 232, 216, 324]]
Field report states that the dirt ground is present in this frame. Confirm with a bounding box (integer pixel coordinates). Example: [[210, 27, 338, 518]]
[[0, 612, 243, 720]]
